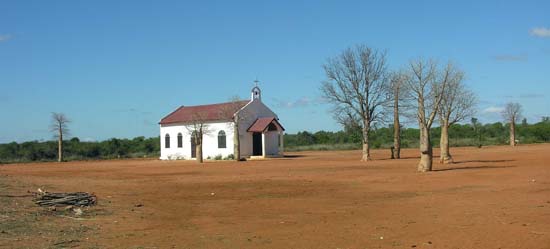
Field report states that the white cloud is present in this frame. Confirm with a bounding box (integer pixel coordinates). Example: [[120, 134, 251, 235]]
[[275, 97, 312, 108], [274, 96, 327, 109], [483, 106, 504, 114], [529, 27, 550, 38], [0, 34, 13, 42]]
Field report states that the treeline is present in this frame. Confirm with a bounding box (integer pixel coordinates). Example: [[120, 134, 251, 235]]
[[1, 119, 549, 163], [0, 137, 160, 163], [284, 119, 550, 151]]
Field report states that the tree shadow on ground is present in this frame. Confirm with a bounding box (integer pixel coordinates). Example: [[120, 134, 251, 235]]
[[434, 165, 516, 172], [377, 156, 420, 161], [284, 155, 305, 158], [453, 159, 515, 164]]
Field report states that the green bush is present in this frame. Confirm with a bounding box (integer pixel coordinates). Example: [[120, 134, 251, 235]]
[[283, 119, 550, 152], [1, 118, 549, 163], [0, 136, 161, 163]]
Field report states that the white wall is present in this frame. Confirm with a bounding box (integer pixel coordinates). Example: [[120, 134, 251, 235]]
[[160, 96, 283, 160], [160, 121, 235, 160]]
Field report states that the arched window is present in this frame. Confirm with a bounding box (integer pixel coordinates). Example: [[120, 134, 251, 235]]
[[165, 134, 170, 148], [177, 133, 183, 148], [218, 130, 226, 148]]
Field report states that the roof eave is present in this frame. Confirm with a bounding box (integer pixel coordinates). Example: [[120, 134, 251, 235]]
[[160, 118, 235, 126]]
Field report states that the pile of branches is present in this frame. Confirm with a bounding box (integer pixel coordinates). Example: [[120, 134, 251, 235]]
[[33, 189, 97, 207]]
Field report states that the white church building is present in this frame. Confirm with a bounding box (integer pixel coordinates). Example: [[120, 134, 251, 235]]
[[159, 86, 284, 160]]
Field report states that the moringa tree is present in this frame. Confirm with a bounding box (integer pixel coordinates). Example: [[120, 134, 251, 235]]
[[405, 59, 451, 172], [438, 67, 476, 163], [50, 112, 70, 162], [502, 102, 522, 146], [321, 44, 390, 161]]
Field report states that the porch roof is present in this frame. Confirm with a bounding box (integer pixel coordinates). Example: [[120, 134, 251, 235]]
[[247, 117, 285, 132]]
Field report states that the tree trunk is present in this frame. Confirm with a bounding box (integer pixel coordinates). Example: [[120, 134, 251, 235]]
[[361, 120, 371, 161], [510, 120, 516, 146], [439, 121, 452, 164], [418, 126, 433, 172], [196, 142, 203, 163], [393, 96, 401, 159], [234, 121, 241, 161], [57, 126, 63, 162]]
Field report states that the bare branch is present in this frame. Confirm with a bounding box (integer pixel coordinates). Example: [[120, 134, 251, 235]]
[[502, 102, 522, 122], [406, 58, 459, 172], [320, 44, 391, 161], [183, 112, 214, 163], [502, 102, 522, 146], [50, 112, 70, 162], [437, 64, 477, 163], [50, 112, 70, 137]]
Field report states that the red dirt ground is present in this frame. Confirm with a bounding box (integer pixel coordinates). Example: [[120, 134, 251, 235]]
[[1, 144, 550, 248]]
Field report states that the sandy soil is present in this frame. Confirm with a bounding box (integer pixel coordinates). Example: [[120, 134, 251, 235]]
[[1, 144, 549, 249]]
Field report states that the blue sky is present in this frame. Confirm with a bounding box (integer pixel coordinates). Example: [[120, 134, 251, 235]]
[[0, 0, 549, 143]]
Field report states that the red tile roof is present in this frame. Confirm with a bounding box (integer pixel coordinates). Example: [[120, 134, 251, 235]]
[[247, 117, 285, 132], [159, 100, 249, 125]]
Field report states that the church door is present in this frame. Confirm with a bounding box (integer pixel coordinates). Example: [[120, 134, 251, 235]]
[[252, 132, 262, 156]]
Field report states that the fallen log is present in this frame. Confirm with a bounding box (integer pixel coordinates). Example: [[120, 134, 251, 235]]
[[33, 189, 97, 207]]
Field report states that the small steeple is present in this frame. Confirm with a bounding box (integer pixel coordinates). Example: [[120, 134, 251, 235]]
[[251, 79, 261, 101]]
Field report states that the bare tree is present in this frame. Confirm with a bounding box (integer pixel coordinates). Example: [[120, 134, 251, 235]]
[[219, 96, 248, 161], [405, 59, 451, 172], [438, 67, 476, 163], [388, 72, 408, 159], [49, 113, 70, 162], [321, 45, 390, 161], [502, 102, 522, 146], [185, 112, 212, 163]]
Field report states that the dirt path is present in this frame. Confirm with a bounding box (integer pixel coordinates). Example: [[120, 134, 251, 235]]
[[1, 144, 549, 248]]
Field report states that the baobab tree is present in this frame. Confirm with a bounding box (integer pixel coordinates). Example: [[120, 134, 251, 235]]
[[388, 72, 408, 159], [50, 112, 70, 162], [438, 67, 476, 163], [321, 44, 390, 161], [405, 59, 451, 172], [502, 102, 522, 146], [185, 112, 211, 163]]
